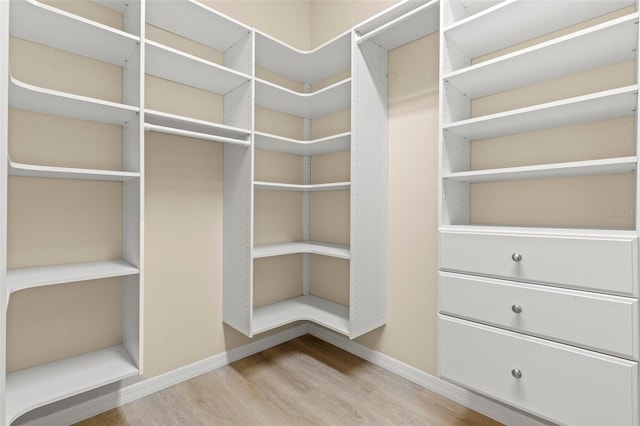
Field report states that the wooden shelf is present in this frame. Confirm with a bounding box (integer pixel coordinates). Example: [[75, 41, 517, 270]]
[[444, 156, 637, 183], [254, 131, 350, 156], [6, 260, 139, 295], [8, 159, 140, 182], [145, 0, 250, 53], [253, 241, 350, 259], [445, 85, 638, 141], [145, 40, 250, 95], [9, 75, 138, 125], [255, 78, 351, 119], [10, 0, 139, 66], [444, 13, 639, 99], [5, 345, 138, 425], [252, 295, 349, 336], [255, 31, 350, 85], [145, 109, 250, 142], [444, 0, 635, 61], [254, 181, 350, 192], [355, 0, 439, 50]]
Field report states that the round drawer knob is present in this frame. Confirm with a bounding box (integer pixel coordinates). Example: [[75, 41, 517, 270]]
[[512, 304, 523, 314], [511, 369, 522, 379], [512, 253, 523, 262]]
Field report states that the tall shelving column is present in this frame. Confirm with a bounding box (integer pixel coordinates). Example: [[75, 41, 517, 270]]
[[0, 0, 144, 423], [438, 1, 640, 424]]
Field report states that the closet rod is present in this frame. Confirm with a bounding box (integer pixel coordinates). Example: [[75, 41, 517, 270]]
[[356, 0, 439, 45], [144, 124, 250, 146]]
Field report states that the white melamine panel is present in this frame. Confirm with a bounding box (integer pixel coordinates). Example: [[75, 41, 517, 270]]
[[355, 0, 439, 50], [440, 229, 638, 296], [0, 0, 8, 421], [255, 31, 350, 85], [444, 13, 639, 98], [254, 181, 350, 192], [9, 0, 139, 66], [9, 76, 139, 125], [445, 85, 638, 140], [253, 241, 350, 260], [6, 260, 139, 295], [145, 0, 251, 53], [90, 0, 128, 13], [440, 272, 639, 359], [145, 109, 250, 141], [439, 316, 638, 426], [252, 295, 349, 336], [145, 40, 250, 95], [254, 131, 350, 156], [8, 159, 140, 181], [254, 78, 351, 119], [443, 156, 637, 183], [5, 345, 138, 425], [444, 0, 635, 60]]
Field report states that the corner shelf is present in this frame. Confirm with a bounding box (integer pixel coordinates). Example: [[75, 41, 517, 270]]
[[145, 40, 251, 95], [255, 78, 351, 119], [253, 241, 350, 260], [444, 85, 638, 141], [254, 131, 350, 156], [444, 0, 635, 61], [9, 0, 140, 66], [254, 181, 350, 192], [8, 159, 140, 182], [9, 76, 139, 125], [252, 295, 349, 336], [5, 345, 138, 425], [444, 13, 639, 99], [443, 156, 637, 183]]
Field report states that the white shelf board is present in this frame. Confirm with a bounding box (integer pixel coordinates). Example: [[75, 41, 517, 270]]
[[10, 0, 139, 66], [252, 295, 349, 336], [254, 131, 350, 156], [253, 241, 350, 259], [8, 159, 140, 182], [255, 78, 351, 119], [9, 76, 139, 125], [145, 0, 250, 52], [355, 0, 439, 50], [445, 13, 639, 99], [5, 345, 138, 425], [254, 181, 350, 192], [445, 85, 638, 141], [439, 224, 638, 239], [90, 0, 128, 13], [145, 40, 250, 95], [444, 156, 637, 183], [444, 0, 635, 60], [255, 31, 350, 85], [7, 260, 139, 295], [145, 109, 250, 142]]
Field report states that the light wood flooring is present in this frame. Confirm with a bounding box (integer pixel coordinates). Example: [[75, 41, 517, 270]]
[[76, 335, 501, 425]]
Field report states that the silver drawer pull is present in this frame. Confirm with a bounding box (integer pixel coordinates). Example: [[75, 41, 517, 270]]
[[512, 253, 523, 262], [511, 369, 522, 379], [512, 304, 523, 314]]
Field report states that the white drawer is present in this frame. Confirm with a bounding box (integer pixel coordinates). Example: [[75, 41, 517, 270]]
[[439, 316, 638, 426], [440, 272, 639, 359], [440, 230, 638, 296]]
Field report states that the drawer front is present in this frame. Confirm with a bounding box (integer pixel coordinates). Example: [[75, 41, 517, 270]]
[[440, 231, 638, 296], [439, 316, 638, 426], [440, 272, 639, 359]]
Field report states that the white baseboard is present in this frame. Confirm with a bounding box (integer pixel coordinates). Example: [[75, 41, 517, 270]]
[[308, 325, 547, 426], [21, 323, 545, 426]]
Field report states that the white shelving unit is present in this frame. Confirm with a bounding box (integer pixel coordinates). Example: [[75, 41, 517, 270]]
[[1, 0, 144, 423], [438, 1, 640, 424]]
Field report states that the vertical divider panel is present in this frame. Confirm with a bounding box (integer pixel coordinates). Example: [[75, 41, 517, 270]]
[[302, 113, 311, 296], [223, 30, 255, 336], [635, 0, 640, 233], [350, 32, 387, 338], [0, 0, 8, 421]]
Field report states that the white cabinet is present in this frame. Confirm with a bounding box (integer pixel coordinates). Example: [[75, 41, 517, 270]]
[[438, 0, 640, 423]]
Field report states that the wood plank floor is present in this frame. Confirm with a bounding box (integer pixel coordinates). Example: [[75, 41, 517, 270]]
[[76, 335, 502, 425]]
